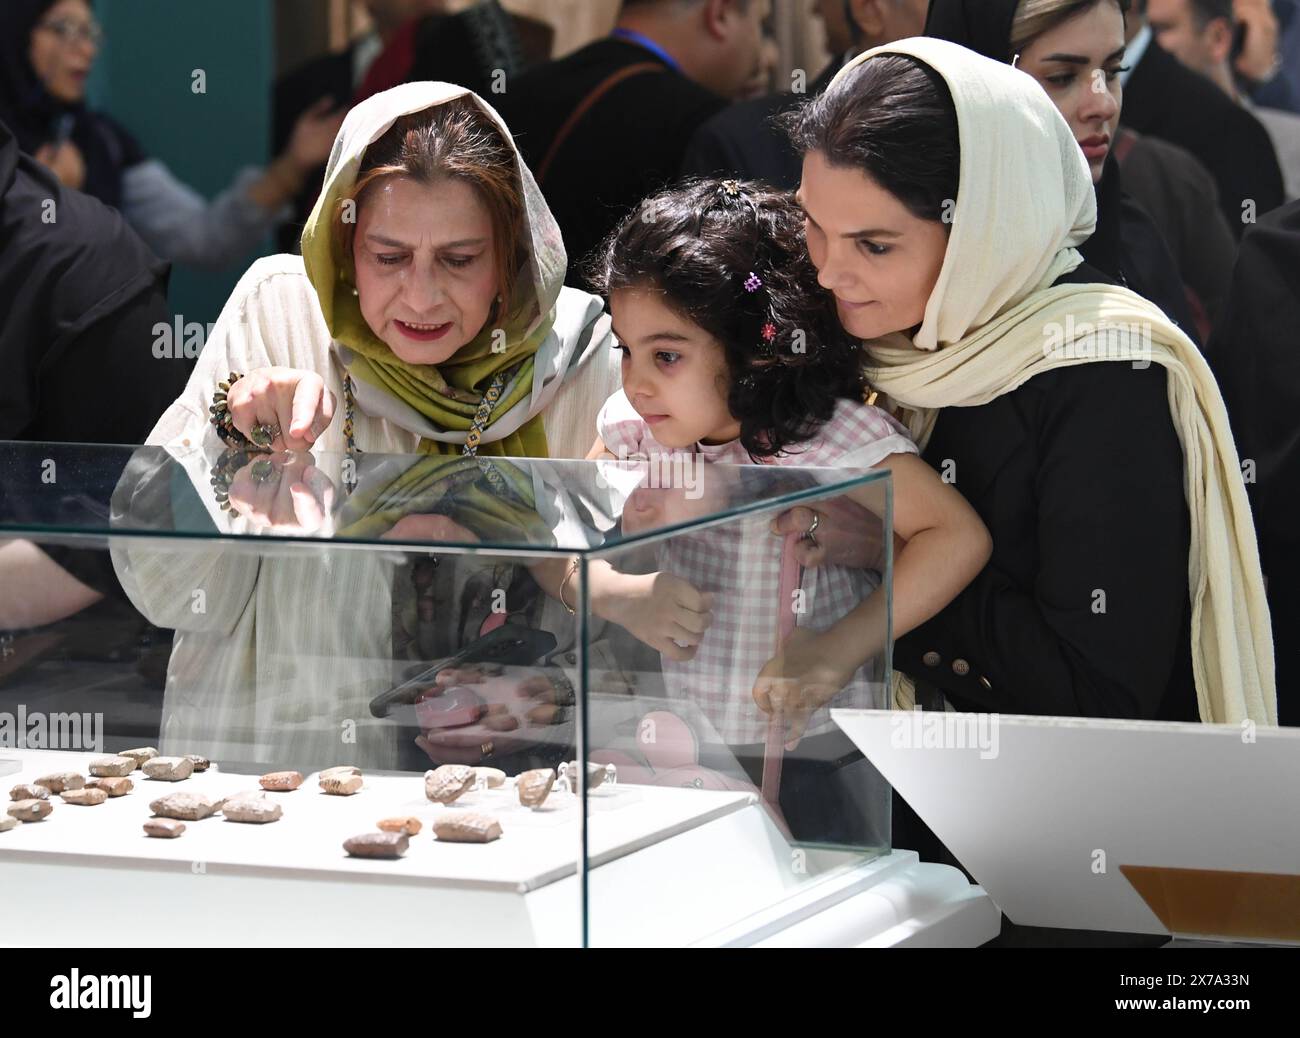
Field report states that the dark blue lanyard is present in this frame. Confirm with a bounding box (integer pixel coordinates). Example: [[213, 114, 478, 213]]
[[610, 27, 682, 74]]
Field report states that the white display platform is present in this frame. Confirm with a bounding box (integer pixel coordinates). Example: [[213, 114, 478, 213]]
[[834, 708, 1300, 941], [1, 749, 998, 947]]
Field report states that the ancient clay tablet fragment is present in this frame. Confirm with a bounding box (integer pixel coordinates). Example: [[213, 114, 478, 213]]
[[432, 813, 502, 844], [343, 832, 409, 859], [0, 815, 16, 832], [473, 767, 507, 789], [377, 817, 422, 836], [7, 799, 52, 822], [34, 772, 84, 794], [142, 756, 194, 782], [424, 765, 475, 804], [86, 777, 133, 798], [9, 784, 50, 801], [259, 771, 303, 792], [149, 792, 222, 821], [119, 747, 159, 769], [184, 755, 211, 772], [319, 774, 363, 796], [89, 756, 136, 778], [564, 761, 612, 796], [320, 765, 361, 783], [516, 768, 555, 808], [222, 792, 282, 824], [60, 787, 108, 806], [144, 818, 186, 839]]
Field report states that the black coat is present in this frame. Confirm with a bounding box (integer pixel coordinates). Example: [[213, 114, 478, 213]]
[[494, 38, 727, 285], [1118, 131, 1236, 330], [893, 262, 1198, 723], [0, 119, 183, 445], [680, 59, 841, 190], [1207, 200, 1300, 726], [0, 117, 186, 670], [1081, 155, 1202, 346], [1122, 38, 1285, 236]]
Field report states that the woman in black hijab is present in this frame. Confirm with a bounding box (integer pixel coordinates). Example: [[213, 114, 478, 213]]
[[926, 0, 1209, 344], [0, 0, 140, 208], [0, 0, 341, 270]]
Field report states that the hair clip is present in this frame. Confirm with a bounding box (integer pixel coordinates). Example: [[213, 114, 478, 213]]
[[744, 272, 762, 293], [761, 321, 777, 343], [720, 179, 742, 198]]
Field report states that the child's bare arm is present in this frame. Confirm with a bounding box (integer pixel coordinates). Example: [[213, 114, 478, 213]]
[[865, 452, 990, 640], [753, 454, 990, 738]]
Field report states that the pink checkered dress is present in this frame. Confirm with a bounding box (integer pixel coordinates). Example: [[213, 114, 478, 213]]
[[597, 391, 918, 744]]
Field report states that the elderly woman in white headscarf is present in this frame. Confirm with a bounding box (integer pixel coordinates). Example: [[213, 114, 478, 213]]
[[784, 37, 1275, 727], [110, 83, 626, 770]]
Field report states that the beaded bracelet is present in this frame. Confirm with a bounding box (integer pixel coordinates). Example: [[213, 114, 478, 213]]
[[209, 372, 280, 451]]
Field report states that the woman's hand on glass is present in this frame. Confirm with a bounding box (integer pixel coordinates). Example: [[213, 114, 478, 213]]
[[226, 366, 336, 451]]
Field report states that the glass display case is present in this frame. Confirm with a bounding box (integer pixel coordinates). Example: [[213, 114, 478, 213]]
[[0, 440, 897, 946]]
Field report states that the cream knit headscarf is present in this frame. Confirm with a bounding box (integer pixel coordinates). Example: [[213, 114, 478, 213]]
[[832, 38, 1276, 725]]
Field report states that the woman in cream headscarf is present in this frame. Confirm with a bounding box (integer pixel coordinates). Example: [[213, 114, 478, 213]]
[[784, 37, 1275, 727], [109, 83, 625, 770]]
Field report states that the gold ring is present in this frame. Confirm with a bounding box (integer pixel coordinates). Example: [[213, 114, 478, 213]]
[[480, 741, 494, 757]]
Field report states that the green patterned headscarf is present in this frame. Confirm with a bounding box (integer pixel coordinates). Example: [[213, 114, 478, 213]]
[[301, 82, 571, 458]]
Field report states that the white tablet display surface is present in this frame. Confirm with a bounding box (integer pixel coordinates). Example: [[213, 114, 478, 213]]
[[832, 709, 1300, 938]]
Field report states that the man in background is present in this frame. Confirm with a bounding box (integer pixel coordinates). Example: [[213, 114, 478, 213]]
[[682, 0, 929, 189], [1148, 0, 1300, 197], [495, 0, 768, 285], [1122, 0, 1285, 232]]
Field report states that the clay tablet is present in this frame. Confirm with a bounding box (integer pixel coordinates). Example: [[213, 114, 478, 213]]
[[432, 813, 502, 844], [149, 792, 222, 821], [34, 772, 84, 794], [222, 792, 282, 824], [89, 756, 136, 777], [7, 799, 52, 822], [60, 788, 108, 806], [424, 765, 475, 804], [516, 768, 555, 808], [259, 771, 303, 792], [343, 832, 409, 859]]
